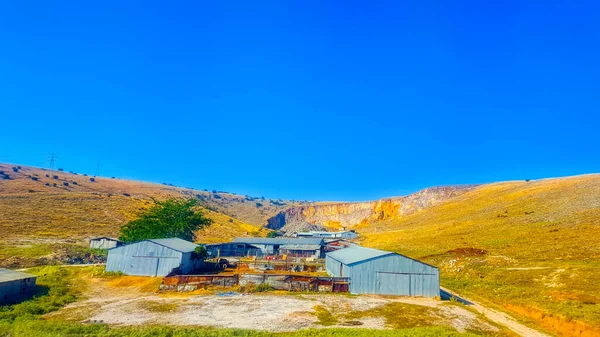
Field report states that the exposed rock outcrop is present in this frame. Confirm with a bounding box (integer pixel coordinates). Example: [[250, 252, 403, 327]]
[[267, 185, 477, 233]]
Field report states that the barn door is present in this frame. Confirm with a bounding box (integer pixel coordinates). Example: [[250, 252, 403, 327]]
[[376, 272, 410, 295], [124, 257, 159, 276]]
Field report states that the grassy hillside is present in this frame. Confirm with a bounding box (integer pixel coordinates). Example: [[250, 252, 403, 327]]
[[0, 163, 303, 244], [358, 175, 600, 336]]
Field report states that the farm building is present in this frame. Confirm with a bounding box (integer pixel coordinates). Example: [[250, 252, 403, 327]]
[[0, 268, 37, 305], [89, 237, 123, 249], [205, 242, 262, 258], [325, 246, 439, 297], [231, 237, 325, 258], [106, 238, 199, 276], [296, 230, 358, 240]]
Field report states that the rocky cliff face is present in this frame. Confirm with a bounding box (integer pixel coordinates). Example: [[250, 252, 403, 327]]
[[267, 185, 477, 233]]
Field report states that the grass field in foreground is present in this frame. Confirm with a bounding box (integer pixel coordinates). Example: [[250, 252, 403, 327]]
[[359, 174, 600, 337]]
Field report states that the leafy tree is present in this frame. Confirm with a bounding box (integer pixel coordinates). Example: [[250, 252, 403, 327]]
[[266, 231, 278, 238], [119, 198, 213, 243]]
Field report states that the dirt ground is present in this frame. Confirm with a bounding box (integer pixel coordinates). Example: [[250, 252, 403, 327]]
[[46, 276, 501, 334]]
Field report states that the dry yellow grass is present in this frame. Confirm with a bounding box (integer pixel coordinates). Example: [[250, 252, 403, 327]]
[[0, 163, 295, 244], [358, 174, 600, 336]]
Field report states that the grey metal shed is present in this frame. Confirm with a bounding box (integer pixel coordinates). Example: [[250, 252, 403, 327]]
[[89, 237, 123, 249], [0, 268, 37, 304], [105, 238, 198, 276], [325, 246, 440, 297], [231, 237, 325, 258]]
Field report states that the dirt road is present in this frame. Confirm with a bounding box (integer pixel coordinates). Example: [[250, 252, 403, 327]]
[[440, 287, 550, 337]]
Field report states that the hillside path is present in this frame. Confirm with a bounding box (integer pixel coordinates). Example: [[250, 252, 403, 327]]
[[440, 287, 550, 337]]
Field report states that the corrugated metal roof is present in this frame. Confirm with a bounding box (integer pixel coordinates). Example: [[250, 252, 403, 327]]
[[280, 244, 322, 250], [0, 268, 36, 282], [232, 237, 324, 246], [91, 237, 121, 241], [326, 246, 395, 265], [147, 238, 198, 252]]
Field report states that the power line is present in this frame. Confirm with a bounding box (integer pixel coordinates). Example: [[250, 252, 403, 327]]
[[48, 153, 57, 170]]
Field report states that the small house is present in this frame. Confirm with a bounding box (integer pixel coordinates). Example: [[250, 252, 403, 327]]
[[231, 237, 325, 258], [89, 237, 123, 249], [205, 242, 262, 258], [106, 238, 199, 276], [0, 268, 37, 305], [326, 246, 439, 297], [296, 230, 358, 240]]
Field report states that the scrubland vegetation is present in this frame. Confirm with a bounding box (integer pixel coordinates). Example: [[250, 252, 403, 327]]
[[360, 174, 600, 336]]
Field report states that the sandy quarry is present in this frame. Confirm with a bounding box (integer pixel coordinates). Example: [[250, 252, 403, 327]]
[[45, 276, 500, 333]]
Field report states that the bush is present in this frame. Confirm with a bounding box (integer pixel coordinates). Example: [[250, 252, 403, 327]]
[[123, 193, 131, 197], [256, 202, 263, 207], [53, 175, 58, 179], [31, 177, 38, 181], [1, 174, 10, 180], [45, 174, 49, 177], [72, 181, 78, 185], [28, 189, 35, 193], [213, 194, 222, 199], [266, 231, 278, 238], [89, 177, 95, 182], [53, 183, 57, 187], [228, 218, 234, 223], [17, 166, 21, 169], [63, 182, 69, 186], [58, 168, 63, 171], [0, 171, 4, 174], [12, 167, 18, 172], [45, 183, 50, 186]]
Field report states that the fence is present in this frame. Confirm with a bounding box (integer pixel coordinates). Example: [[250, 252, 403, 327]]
[[160, 273, 350, 293]]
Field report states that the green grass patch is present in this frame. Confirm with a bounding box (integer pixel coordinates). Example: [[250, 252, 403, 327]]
[[0, 244, 53, 259], [313, 305, 338, 326], [0, 321, 482, 337]]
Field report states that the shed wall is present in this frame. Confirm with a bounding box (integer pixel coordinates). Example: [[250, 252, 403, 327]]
[[0, 277, 36, 305], [90, 238, 120, 249], [348, 254, 439, 297], [106, 241, 185, 276]]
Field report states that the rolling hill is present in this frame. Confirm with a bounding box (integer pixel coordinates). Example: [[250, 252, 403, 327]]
[[0, 162, 305, 244], [1, 161, 599, 336]]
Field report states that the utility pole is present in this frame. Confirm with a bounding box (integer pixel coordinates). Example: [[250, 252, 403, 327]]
[[48, 153, 57, 170]]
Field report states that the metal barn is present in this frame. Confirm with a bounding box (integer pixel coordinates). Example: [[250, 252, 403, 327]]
[[325, 246, 439, 297], [205, 242, 262, 258], [89, 237, 123, 249], [106, 238, 198, 276], [0, 268, 37, 305], [231, 237, 325, 258]]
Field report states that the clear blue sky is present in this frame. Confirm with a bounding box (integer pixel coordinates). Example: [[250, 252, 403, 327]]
[[1, 1, 598, 201]]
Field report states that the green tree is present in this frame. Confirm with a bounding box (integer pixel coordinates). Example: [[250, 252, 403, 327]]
[[119, 198, 212, 243], [266, 231, 278, 238]]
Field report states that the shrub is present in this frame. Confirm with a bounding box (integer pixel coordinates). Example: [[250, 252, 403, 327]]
[[53, 183, 57, 187], [45, 174, 49, 177], [213, 194, 222, 199], [123, 193, 131, 197], [58, 168, 63, 171], [45, 183, 50, 186], [211, 190, 217, 193], [63, 182, 69, 186], [228, 218, 234, 223], [12, 167, 18, 172], [17, 166, 21, 169], [83, 174, 87, 176], [31, 177, 38, 181], [72, 181, 78, 185], [256, 202, 263, 207], [53, 175, 59, 179], [0, 171, 3, 174], [1, 174, 10, 180], [89, 177, 95, 182], [266, 231, 278, 238], [28, 189, 35, 193]]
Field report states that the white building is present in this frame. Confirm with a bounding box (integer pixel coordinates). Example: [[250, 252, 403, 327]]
[[296, 230, 358, 239]]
